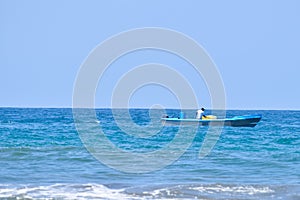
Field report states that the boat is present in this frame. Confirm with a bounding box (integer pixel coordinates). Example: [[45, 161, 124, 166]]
[[161, 114, 262, 127]]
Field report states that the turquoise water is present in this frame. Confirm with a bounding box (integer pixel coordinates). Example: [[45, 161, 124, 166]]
[[0, 108, 300, 199]]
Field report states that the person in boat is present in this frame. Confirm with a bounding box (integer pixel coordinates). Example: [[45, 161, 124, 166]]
[[196, 108, 206, 119]]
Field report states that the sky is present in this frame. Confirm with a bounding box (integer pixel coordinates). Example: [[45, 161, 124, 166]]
[[1, 0, 300, 110]]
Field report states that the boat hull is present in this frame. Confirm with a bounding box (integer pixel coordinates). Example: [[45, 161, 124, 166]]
[[161, 114, 262, 127]]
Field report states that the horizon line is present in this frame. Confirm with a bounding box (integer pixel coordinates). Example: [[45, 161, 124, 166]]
[[0, 106, 299, 111]]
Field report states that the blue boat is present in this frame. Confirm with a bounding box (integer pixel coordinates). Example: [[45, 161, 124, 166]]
[[161, 114, 262, 127]]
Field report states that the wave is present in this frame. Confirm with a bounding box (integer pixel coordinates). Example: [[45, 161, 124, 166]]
[[0, 184, 135, 200], [0, 183, 288, 200], [139, 184, 275, 199]]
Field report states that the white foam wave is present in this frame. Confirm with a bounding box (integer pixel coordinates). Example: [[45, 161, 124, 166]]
[[0, 183, 139, 200], [0, 183, 276, 199], [190, 184, 274, 195], [140, 184, 274, 199]]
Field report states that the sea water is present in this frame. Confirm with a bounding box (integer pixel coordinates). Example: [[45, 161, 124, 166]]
[[0, 108, 299, 199]]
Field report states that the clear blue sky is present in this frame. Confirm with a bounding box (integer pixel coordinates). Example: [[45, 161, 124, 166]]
[[1, 0, 300, 110]]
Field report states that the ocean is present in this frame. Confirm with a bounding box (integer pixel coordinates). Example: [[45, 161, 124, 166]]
[[0, 108, 299, 199]]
